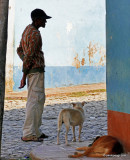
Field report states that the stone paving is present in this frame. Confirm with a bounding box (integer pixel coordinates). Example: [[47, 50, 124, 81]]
[[2, 92, 108, 159], [30, 143, 129, 160]]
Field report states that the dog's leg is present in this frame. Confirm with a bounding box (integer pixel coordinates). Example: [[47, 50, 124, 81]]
[[68, 147, 92, 158], [87, 147, 108, 158], [78, 124, 82, 142], [65, 124, 70, 146], [57, 130, 60, 145], [87, 152, 105, 158], [57, 112, 63, 145], [68, 151, 86, 158], [72, 126, 76, 142], [76, 146, 89, 151]]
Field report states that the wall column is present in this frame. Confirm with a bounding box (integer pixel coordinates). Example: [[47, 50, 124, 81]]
[[106, 0, 130, 152], [5, 0, 15, 92]]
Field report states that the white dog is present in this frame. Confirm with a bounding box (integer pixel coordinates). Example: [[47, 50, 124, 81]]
[[57, 102, 85, 145]]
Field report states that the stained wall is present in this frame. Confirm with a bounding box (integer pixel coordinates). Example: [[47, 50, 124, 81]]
[[6, 0, 106, 91]]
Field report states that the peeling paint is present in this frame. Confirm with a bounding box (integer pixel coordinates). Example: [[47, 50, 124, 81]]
[[72, 55, 86, 69], [88, 41, 106, 66], [72, 41, 106, 69], [98, 46, 106, 66], [88, 41, 98, 65], [72, 54, 80, 69], [81, 58, 85, 66], [5, 64, 14, 92]]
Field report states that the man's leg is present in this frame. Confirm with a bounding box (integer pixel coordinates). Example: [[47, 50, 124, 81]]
[[23, 72, 45, 138]]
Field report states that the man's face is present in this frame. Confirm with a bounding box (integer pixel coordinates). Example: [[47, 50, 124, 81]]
[[39, 18, 47, 28]]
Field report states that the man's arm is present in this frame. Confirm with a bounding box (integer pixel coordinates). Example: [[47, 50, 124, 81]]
[[19, 73, 27, 89], [17, 41, 25, 61], [22, 32, 41, 75], [18, 31, 41, 88]]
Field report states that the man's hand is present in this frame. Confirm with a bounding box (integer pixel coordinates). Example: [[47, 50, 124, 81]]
[[19, 73, 27, 89]]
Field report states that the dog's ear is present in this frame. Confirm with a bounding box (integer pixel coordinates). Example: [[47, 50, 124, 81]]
[[82, 101, 85, 106]]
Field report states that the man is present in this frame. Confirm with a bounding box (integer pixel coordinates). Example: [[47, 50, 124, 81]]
[[17, 9, 51, 142]]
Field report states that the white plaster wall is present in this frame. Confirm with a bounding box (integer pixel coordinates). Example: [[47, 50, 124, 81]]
[[5, 0, 106, 91], [6, 0, 15, 92]]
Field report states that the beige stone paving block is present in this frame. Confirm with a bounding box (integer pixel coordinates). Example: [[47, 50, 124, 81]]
[[30, 142, 130, 160]]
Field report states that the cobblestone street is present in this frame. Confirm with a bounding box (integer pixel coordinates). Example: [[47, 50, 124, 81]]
[[2, 90, 107, 159]]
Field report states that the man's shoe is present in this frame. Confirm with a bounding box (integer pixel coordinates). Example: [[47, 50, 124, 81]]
[[39, 133, 49, 139], [21, 135, 43, 142]]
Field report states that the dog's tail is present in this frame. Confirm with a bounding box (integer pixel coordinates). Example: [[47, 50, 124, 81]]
[[57, 111, 63, 132]]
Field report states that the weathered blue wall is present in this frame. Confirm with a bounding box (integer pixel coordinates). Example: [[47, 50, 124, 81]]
[[13, 0, 106, 90], [13, 66, 105, 91], [107, 0, 130, 151], [106, 0, 130, 114]]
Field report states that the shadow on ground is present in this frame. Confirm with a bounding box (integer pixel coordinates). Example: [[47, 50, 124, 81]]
[[2, 99, 107, 159]]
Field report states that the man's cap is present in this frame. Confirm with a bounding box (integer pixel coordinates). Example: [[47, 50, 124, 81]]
[[31, 8, 52, 20]]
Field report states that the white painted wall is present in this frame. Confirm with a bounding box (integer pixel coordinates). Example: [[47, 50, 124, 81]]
[[6, 0, 15, 92], [6, 0, 106, 91]]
